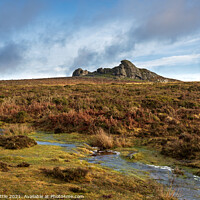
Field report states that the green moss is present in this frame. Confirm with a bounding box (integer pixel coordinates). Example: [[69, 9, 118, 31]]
[[131, 152, 144, 160], [0, 77, 199, 199], [0, 139, 176, 199]]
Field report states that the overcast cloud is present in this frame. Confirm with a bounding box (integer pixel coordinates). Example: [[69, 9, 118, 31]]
[[0, 42, 26, 73], [130, 0, 200, 41], [0, 0, 199, 81]]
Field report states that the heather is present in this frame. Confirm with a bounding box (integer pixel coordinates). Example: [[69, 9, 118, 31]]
[[0, 78, 199, 160]]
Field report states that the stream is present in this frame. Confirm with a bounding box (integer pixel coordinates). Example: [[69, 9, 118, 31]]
[[87, 152, 200, 200], [0, 128, 3, 135], [1, 128, 199, 200], [36, 139, 200, 200]]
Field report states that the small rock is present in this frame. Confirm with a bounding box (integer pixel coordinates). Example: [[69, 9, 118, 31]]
[[128, 152, 143, 160]]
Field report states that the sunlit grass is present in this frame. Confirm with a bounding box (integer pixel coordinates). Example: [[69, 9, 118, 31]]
[[0, 141, 176, 199]]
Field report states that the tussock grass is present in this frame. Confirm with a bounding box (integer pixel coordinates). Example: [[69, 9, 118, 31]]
[[157, 184, 177, 200], [90, 128, 114, 149], [0, 161, 9, 172], [161, 133, 200, 159], [0, 135, 37, 149], [90, 128, 131, 149], [0, 139, 177, 200], [41, 167, 89, 182], [3, 124, 33, 136], [0, 77, 198, 199], [1, 79, 199, 161]]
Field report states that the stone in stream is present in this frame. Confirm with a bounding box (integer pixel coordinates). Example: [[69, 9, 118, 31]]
[[127, 152, 137, 159], [92, 150, 120, 156], [128, 152, 144, 160]]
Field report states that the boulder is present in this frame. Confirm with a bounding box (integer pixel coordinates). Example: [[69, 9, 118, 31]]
[[72, 68, 89, 76]]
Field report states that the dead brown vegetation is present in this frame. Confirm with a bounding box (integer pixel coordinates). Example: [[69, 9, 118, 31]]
[[161, 133, 200, 159], [0, 162, 9, 172], [0, 135, 37, 149], [17, 162, 30, 167], [90, 128, 131, 149], [41, 167, 89, 182], [0, 78, 199, 161]]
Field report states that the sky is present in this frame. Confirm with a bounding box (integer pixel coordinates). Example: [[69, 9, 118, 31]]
[[0, 0, 200, 81]]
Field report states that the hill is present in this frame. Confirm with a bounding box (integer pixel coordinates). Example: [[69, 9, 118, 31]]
[[72, 60, 178, 82], [0, 77, 200, 199]]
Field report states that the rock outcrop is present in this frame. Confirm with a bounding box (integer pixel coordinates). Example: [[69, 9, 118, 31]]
[[72, 68, 89, 76], [72, 60, 177, 82]]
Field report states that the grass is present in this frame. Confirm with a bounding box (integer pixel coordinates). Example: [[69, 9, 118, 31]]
[[0, 161, 10, 172], [3, 123, 33, 136], [90, 128, 114, 149], [0, 142, 177, 199], [158, 185, 178, 200], [90, 128, 131, 149], [161, 133, 200, 159], [0, 77, 199, 199], [0, 135, 37, 149], [41, 167, 89, 182], [119, 145, 176, 166]]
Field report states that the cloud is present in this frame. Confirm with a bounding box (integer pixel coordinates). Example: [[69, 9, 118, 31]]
[[0, 0, 47, 38], [131, 0, 200, 41], [136, 54, 200, 69], [172, 73, 200, 81], [134, 54, 200, 81], [0, 0, 200, 80], [103, 35, 135, 62], [70, 48, 99, 69], [0, 42, 26, 73], [67, 0, 200, 74], [68, 41, 131, 73]]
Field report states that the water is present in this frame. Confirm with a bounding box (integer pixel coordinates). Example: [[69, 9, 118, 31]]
[[0, 128, 4, 135], [87, 154, 200, 200], [37, 141, 76, 149], [37, 140, 200, 200]]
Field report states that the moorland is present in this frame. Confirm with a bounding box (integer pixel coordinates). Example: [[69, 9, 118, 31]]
[[0, 77, 199, 199]]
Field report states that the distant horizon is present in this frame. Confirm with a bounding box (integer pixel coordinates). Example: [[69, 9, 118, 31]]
[[0, 76, 199, 82], [0, 0, 200, 81], [0, 61, 198, 82]]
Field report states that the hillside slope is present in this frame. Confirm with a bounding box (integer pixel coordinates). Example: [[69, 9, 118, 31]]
[[72, 60, 178, 82]]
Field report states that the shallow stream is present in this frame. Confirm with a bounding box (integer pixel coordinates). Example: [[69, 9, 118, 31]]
[[1, 129, 199, 200], [36, 138, 200, 200]]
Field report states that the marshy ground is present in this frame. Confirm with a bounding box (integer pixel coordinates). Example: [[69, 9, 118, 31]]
[[0, 132, 177, 200], [0, 77, 199, 199]]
